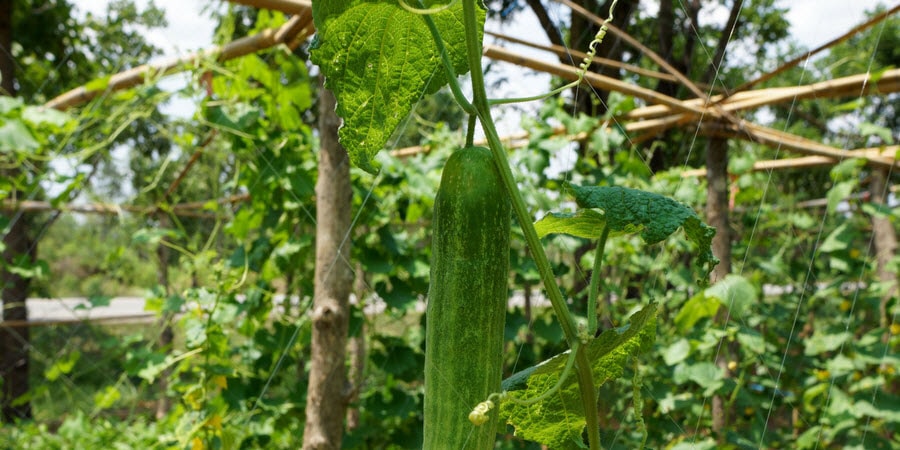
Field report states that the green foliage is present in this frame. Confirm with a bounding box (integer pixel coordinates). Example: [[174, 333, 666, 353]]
[[500, 303, 657, 449], [310, 0, 484, 172], [4, 2, 899, 450], [536, 184, 718, 277]]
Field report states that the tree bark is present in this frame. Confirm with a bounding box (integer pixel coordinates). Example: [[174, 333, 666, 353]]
[[868, 169, 899, 400], [706, 136, 732, 438], [701, 0, 743, 85], [345, 262, 367, 432], [155, 213, 173, 419], [0, 0, 32, 423], [301, 79, 354, 450], [869, 168, 897, 327], [525, 0, 564, 51]]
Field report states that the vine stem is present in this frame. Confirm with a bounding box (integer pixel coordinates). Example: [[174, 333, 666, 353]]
[[459, 2, 601, 449], [587, 225, 610, 336]]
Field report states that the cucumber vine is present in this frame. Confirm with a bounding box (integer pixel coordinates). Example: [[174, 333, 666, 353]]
[[309, 1, 716, 448]]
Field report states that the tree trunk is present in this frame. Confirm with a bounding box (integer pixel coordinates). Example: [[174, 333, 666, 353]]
[[345, 262, 367, 432], [301, 79, 354, 450], [706, 136, 732, 438], [869, 168, 897, 326], [0, 0, 32, 423], [155, 213, 173, 419], [1, 210, 33, 423], [868, 168, 899, 400]]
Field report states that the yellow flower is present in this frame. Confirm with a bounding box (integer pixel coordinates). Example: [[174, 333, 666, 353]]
[[191, 437, 205, 450], [890, 323, 900, 336], [206, 414, 223, 431], [212, 375, 228, 389]]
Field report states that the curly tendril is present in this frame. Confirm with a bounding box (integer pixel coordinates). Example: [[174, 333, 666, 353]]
[[488, 0, 620, 105], [398, 0, 458, 15], [576, 0, 618, 78], [468, 399, 495, 426]]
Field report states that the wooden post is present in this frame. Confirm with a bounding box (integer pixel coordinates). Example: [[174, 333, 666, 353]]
[[302, 78, 354, 450], [706, 136, 732, 437], [155, 213, 173, 419]]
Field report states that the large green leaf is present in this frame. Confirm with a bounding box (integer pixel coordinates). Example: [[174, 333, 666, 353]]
[[310, 0, 483, 173], [537, 184, 718, 277], [499, 303, 657, 449]]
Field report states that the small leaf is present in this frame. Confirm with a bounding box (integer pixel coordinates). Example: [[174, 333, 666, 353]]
[[662, 338, 691, 366], [826, 180, 856, 214], [566, 184, 718, 277], [534, 209, 608, 239], [804, 330, 851, 356], [0, 118, 39, 152], [22, 106, 73, 129], [702, 274, 757, 318], [674, 294, 719, 332], [84, 75, 112, 93], [858, 122, 894, 144], [677, 362, 724, 394], [88, 295, 112, 308], [93, 386, 121, 410], [45, 350, 81, 381], [499, 303, 657, 449], [819, 222, 853, 253]]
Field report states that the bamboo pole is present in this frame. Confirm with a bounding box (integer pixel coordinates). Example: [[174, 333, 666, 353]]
[[44, 11, 313, 111], [701, 121, 899, 169], [229, 0, 311, 14], [484, 44, 715, 117], [621, 69, 900, 121], [484, 31, 705, 89], [729, 4, 900, 95], [0, 194, 250, 217]]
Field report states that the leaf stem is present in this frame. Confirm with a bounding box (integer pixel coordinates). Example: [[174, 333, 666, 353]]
[[419, 5, 475, 115], [587, 225, 609, 336], [505, 342, 580, 406], [460, 1, 600, 449]]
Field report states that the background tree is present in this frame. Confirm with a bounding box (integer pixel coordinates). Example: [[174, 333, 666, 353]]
[[0, 0, 165, 421]]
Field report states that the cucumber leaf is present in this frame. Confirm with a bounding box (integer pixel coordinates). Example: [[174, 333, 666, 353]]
[[536, 184, 718, 278], [310, 0, 483, 173], [499, 303, 657, 449]]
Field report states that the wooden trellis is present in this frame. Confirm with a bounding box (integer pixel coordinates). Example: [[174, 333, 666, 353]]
[[12, 0, 898, 216]]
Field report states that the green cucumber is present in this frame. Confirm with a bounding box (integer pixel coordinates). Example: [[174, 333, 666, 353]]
[[424, 146, 511, 449]]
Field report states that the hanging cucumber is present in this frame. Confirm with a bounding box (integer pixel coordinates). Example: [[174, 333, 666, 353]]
[[424, 146, 511, 449]]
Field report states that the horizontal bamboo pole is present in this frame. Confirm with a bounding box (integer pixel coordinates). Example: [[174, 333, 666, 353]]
[[621, 68, 900, 121], [484, 44, 715, 118], [484, 31, 709, 89], [45, 7, 313, 111], [1, 314, 162, 328], [700, 121, 899, 169], [730, 4, 900, 95], [680, 148, 899, 178], [0, 194, 250, 217], [229, 0, 311, 14]]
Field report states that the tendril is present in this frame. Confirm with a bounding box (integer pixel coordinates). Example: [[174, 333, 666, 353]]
[[489, 0, 620, 106]]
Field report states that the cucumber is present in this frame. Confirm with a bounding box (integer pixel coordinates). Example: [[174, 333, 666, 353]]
[[424, 146, 511, 449]]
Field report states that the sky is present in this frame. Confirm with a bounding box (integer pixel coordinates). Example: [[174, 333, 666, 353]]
[[69, 0, 893, 121], [70, 0, 894, 63]]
